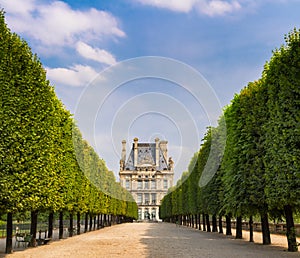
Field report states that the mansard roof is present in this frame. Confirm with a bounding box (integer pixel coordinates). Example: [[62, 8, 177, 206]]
[[125, 143, 168, 171]]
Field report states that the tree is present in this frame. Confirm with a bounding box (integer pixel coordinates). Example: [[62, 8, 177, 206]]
[[0, 10, 137, 252], [0, 10, 71, 251], [263, 28, 300, 252]]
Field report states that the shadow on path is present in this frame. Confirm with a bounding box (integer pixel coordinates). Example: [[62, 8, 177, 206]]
[[141, 223, 299, 258]]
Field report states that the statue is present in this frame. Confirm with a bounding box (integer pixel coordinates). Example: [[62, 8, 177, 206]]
[[120, 159, 125, 170], [168, 157, 174, 170]]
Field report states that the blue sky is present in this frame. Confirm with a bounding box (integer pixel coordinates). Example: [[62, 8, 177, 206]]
[[1, 0, 299, 182]]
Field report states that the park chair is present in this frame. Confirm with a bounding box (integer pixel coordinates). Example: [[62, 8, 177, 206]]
[[14, 233, 25, 248], [23, 234, 32, 247], [15, 233, 32, 248]]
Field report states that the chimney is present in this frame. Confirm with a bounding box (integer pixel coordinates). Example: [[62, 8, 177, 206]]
[[133, 137, 138, 167], [155, 138, 159, 167], [121, 140, 126, 161]]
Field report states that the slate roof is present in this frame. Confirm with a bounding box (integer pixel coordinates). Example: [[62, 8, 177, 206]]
[[124, 143, 168, 171]]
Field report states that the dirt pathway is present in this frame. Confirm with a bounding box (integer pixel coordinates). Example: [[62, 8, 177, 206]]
[[4, 223, 300, 258]]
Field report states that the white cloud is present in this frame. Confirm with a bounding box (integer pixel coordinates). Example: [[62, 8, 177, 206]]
[[134, 0, 242, 16], [46, 64, 98, 87], [135, 0, 197, 13], [0, 0, 124, 87], [198, 0, 241, 16], [76, 41, 116, 66], [1, 0, 125, 46], [0, 0, 35, 15]]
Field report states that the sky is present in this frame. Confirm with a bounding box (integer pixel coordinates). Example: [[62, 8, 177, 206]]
[[1, 0, 299, 183]]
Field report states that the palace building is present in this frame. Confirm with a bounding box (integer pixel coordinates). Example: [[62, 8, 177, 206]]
[[119, 138, 174, 221]]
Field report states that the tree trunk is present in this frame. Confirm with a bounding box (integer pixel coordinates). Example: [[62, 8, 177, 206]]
[[77, 212, 81, 235], [261, 212, 271, 245], [84, 213, 88, 233], [104, 214, 107, 227], [198, 214, 201, 230], [212, 214, 218, 232], [108, 215, 111, 226], [226, 214, 232, 235], [100, 214, 103, 227], [93, 216, 96, 230], [218, 215, 223, 234], [202, 213, 206, 231], [30, 211, 38, 247], [5, 213, 13, 254], [89, 214, 93, 231], [206, 214, 211, 232], [284, 205, 298, 252], [69, 212, 73, 237], [48, 212, 54, 239], [249, 216, 254, 242], [59, 211, 64, 239], [236, 216, 242, 239]]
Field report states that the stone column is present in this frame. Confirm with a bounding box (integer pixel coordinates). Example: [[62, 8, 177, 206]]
[[134, 138, 138, 167], [155, 138, 159, 167], [141, 207, 144, 220], [156, 208, 159, 221]]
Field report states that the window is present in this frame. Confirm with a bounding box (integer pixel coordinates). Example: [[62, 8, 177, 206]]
[[144, 208, 150, 219], [151, 180, 156, 189], [151, 193, 156, 205], [137, 194, 142, 205], [151, 209, 156, 219], [125, 180, 130, 189], [144, 193, 149, 205], [137, 180, 142, 189], [144, 180, 149, 189], [163, 179, 168, 189]]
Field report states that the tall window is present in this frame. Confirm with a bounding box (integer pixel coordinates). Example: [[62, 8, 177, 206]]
[[144, 208, 150, 219], [151, 180, 156, 189], [137, 193, 142, 205], [137, 180, 142, 189], [125, 180, 130, 189], [163, 179, 168, 189], [144, 193, 149, 205], [144, 180, 149, 189], [151, 193, 156, 205], [151, 209, 156, 220]]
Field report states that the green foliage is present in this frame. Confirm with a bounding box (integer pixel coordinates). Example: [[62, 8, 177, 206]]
[[160, 29, 300, 250], [0, 10, 137, 221], [263, 28, 300, 210]]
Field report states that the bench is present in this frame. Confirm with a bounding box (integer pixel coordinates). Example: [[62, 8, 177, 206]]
[[38, 230, 51, 245], [15, 233, 32, 248], [38, 238, 51, 245]]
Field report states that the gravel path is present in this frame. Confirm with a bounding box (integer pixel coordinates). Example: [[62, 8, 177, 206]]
[[3, 222, 300, 258]]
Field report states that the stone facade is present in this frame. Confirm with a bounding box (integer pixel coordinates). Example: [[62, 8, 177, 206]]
[[119, 138, 174, 221]]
